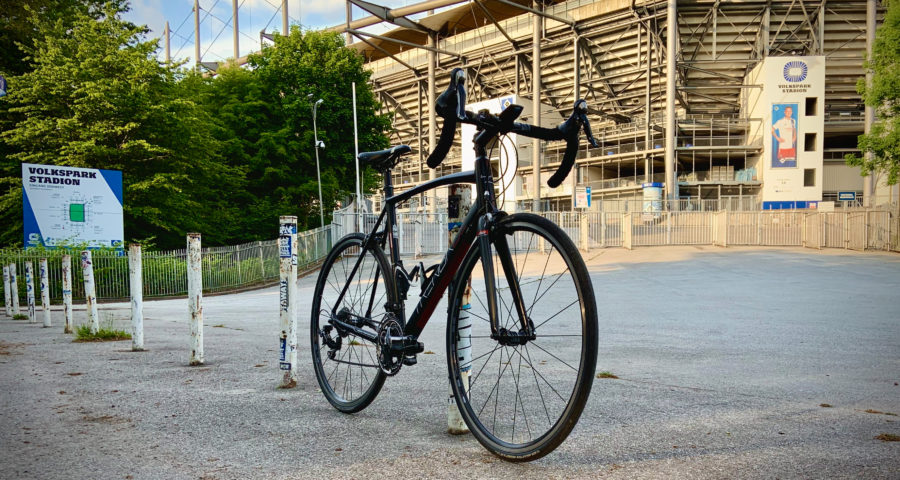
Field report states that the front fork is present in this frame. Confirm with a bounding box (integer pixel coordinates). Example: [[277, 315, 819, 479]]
[[477, 213, 536, 345]]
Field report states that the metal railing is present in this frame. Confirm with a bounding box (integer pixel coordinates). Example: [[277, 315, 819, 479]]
[[535, 210, 898, 252], [331, 211, 449, 256], [0, 225, 334, 302], [4, 209, 895, 305]]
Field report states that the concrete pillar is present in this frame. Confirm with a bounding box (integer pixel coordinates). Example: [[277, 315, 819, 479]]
[[129, 244, 144, 351], [346, 0, 352, 44], [863, 0, 875, 207], [664, 0, 677, 207], [645, 22, 652, 183], [282, 0, 289, 35], [447, 185, 472, 434], [623, 213, 633, 249], [81, 251, 100, 334], [24, 261, 35, 323], [194, 0, 200, 67], [278, 216, 299, 387], [164, 21, 171, 64], [39, 258, 51, 327], [572, 37, 581, 209], [532, 1, 542, 213], [9, 263, 19, 315], [428, 34, 438, 212], [187, 234, 204, 365], [579, 212, 590, 251], [3, 265, 10, 317], [62, 255, 73, 333], [233, 0, 239, 60]]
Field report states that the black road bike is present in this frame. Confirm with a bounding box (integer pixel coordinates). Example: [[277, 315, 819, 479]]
[[310, 68, 600, 461]]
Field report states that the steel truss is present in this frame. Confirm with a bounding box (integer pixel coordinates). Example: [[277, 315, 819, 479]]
[[343, 0, 881, 208]]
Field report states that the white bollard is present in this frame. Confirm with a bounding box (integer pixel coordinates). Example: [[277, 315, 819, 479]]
[[129, 244, 144, 351], [10, 263, 20, 315], [447, 185, 472, 434], [81, 250, 100, 334], [62, 255, 74, 333], [25, 261, 36, 323], [187, 233, 204, 366], [278, 216, 299, 387], [39, 258, 51, 327], [3, 265, 11, 317]]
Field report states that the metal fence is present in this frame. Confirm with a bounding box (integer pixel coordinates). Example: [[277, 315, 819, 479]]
[[0, 225, 334, 302], [535, 210, 898, 252], [332, 211, 449, 256], [3, 209, 896, 304]]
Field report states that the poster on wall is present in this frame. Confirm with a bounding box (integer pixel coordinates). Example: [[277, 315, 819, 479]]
[[22, 163, 124, 249], [771, 103, 798, 168]]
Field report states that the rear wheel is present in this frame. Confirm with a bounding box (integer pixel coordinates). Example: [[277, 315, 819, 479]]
[[447, 213, 598, 461], [310, 234, 393, 413]]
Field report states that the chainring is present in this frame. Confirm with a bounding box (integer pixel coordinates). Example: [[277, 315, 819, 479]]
[[375, 315, 404, 376]]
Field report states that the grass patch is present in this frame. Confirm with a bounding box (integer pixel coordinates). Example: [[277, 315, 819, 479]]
[[12, 314, 29, 320], [348, 339, 363, 346], [820, 403, 833, 408], [73, 324, 131, 342], [596, 371, 619, 379], [875, 433, 900, 442]]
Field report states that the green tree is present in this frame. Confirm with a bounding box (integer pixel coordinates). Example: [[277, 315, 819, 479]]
[[205, 29, 390, 232], [847, 0, 900, 187], [1, 0, 111, 77], [1, 2, 243, 248]]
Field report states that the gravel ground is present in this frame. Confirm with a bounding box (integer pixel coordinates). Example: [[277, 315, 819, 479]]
[[1, 246, 898, 479]]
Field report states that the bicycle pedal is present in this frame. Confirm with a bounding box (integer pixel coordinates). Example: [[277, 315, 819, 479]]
[[402, 355, 417, 366]]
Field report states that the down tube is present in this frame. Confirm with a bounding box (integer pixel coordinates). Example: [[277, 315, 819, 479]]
[[404, 205, 480, 338]]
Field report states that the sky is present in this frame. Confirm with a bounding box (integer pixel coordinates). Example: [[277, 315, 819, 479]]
[[122, 0, 421, 65]]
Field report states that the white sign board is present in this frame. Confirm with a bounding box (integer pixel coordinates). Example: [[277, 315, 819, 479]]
[[22, 163, 124, 248]]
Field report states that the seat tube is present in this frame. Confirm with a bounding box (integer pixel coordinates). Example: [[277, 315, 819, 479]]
[[383, 171, 401, 266]]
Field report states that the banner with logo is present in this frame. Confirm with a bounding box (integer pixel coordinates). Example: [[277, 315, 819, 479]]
[[771, 103, 798, 168]]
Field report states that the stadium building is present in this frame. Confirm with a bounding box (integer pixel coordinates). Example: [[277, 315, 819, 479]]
[[334, 0, 898, 213]]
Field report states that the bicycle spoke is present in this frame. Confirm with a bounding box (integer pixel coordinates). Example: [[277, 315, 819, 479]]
[[534, 298, 580, 331]]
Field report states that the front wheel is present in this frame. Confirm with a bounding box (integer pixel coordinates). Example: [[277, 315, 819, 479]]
[[447, 213, 598, 461]]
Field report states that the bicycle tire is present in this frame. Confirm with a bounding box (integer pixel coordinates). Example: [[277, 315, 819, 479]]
[[310, 233, 393, 413], [446, 213, 598, 461]]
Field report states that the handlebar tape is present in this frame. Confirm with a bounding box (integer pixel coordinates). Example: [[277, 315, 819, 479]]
[[427, 117, 457, 168], [546, 134, 580, 188]]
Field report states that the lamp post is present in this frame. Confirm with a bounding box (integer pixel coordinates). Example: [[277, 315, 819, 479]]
[[309, 95, 325, 228]]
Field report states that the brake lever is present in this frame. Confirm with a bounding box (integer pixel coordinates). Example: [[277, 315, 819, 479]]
[[455, 81, 467, 121]]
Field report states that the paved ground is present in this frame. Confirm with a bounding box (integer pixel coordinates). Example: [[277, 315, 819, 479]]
[[1, 246, 899, 479]]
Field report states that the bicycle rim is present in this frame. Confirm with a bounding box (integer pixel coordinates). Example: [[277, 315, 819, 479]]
[[310, 234, 390, 413], [447, 213, 598, 460]]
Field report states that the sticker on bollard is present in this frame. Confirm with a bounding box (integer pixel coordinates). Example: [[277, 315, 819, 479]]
[[279, 362, 291, 371], [279, 235, 292, 258], [279, 224, 297, 235], [279, 280, 289, 312], [279, 337, 287, 361]]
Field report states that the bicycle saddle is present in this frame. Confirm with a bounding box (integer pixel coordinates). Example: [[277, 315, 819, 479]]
[[358, 145, 411, 172]]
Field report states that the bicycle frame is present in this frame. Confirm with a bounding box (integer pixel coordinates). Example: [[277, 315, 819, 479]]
[[329, 142, 530, 343]]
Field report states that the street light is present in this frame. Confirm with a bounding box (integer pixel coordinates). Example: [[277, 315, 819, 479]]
[[309, 94, 325, 228]]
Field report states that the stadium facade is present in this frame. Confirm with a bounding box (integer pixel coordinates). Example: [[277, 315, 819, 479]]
[[336, 0, 898, 213]]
